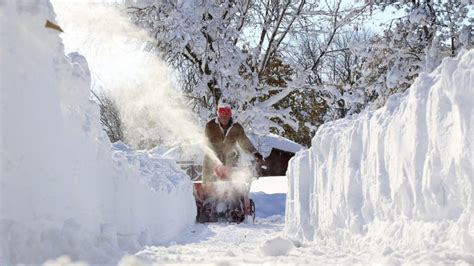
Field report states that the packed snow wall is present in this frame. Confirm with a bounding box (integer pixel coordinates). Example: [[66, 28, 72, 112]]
[[0, 0, 195, 264], [286, 50, 473, 262]]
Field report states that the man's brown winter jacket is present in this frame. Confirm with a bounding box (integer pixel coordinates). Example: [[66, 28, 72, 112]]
[[202, 118, 257, 182]]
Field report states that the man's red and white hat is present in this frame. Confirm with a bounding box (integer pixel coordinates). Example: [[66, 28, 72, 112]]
[[217, 101, 232, 116]]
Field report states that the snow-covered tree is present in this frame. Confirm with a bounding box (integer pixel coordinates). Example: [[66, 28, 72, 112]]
[[127, 0, 471, 147], [128, 0, 371, 145], [273, 1, 370, 145], [129, 0, 309, 133], [349, 0, 474, 109]]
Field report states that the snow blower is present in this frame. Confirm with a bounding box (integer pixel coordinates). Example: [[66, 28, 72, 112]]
[[193, 161, 263, 224]]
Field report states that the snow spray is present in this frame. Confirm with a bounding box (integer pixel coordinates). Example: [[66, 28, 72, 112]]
[[52, 2, 195, 146], [51, 1, 225, 166]]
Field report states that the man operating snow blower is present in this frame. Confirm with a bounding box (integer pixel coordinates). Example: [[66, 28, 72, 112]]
[[195, 101, 264, 223]]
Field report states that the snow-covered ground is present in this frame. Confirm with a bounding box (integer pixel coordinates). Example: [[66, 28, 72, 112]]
[[124, 176, 428, 265], [127, 176, 289, 265]]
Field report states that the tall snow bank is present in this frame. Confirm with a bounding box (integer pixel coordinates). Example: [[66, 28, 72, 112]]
[[0, 0, 195, 264], [286, 50, 474, 262]]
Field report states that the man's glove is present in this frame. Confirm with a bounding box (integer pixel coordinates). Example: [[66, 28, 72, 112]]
[[214, 164, 230, 180]]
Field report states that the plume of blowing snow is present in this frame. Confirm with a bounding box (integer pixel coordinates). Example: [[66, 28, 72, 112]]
[[52, 1, 203, 150]]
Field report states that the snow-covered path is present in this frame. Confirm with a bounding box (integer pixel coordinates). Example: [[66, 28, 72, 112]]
[[128, 176, 292, 264], [133, 216, 287, 264], [130, 217, 364, 265], [128, 214, 469, 265], [124, 177, 361, 265]]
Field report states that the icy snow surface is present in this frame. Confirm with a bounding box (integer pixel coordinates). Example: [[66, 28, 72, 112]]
[[0, 0, 194, 264], [286, 50, 474, 264]]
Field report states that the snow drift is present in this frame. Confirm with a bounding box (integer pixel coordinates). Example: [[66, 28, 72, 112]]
[[286, 50, 474, 263], [0, 0, 195, 264]]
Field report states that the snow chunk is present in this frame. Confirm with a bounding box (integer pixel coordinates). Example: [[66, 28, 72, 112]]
[[260, 237, 295, 256]]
